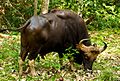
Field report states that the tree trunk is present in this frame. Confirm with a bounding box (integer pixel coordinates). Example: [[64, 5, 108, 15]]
[[41, 0, 49, 14], [34, 0, 37, 16]]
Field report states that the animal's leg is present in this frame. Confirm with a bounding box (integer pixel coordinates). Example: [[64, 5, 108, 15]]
[[58, 53, 64, 69], [69, 59, 76, 71], [19, 58, 24, 75], [28, 59, 36, 76], [28, 51, 38, 76], [19, 47, 28, 75]]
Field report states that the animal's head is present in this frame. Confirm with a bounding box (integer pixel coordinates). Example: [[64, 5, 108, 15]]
[[76, 39, 107, 71]]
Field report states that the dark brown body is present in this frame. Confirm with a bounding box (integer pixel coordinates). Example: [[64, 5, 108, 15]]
[[19, 10, 107, 75]]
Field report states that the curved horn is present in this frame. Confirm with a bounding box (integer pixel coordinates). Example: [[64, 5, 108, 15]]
[[79, 39, 90, 44], [77, 39, 90, 52], [99, 42, 107, 53]]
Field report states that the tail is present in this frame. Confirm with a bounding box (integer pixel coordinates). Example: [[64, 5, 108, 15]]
[[0, 19, 30, 32]]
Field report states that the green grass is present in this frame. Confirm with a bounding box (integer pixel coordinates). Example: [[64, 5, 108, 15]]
[[0, 28, 120, 81]]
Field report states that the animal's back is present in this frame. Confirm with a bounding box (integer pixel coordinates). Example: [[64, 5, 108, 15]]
[[39, 10, 90, 54], [49, 10, 90, 46]]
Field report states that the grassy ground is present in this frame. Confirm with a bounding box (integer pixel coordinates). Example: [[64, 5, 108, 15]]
[[0, 28, 120, 81]]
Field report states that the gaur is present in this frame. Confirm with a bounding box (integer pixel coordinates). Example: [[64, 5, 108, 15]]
[[0, 10, 107, 76]]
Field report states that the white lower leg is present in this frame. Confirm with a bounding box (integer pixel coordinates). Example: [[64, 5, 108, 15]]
[[29, 59, 36, 76], [19, 58, 24, 75], [70, 61, 75, 71]]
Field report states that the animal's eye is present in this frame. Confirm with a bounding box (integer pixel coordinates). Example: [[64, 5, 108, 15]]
[[91, 51, 95, 53], [85, 55, 89, 60], [91, 51, 99, 54]]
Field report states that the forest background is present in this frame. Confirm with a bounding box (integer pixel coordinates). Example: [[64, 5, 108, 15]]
[[1, 0, 120, 30]]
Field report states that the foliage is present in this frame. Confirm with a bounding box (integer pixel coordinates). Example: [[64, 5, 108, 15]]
[[0, 0, 120, 30], [0, 29, 120, 80], [1, 0, 42, 29]]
